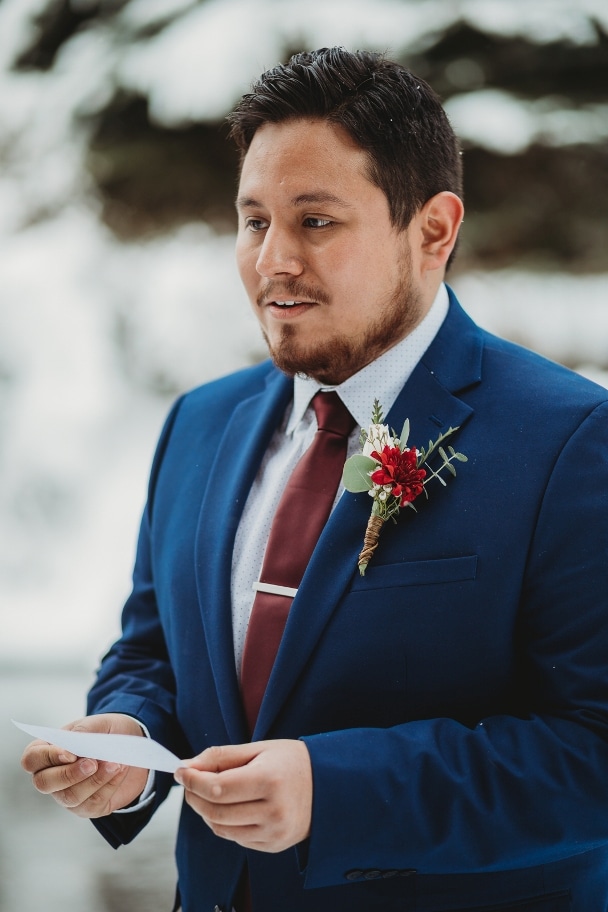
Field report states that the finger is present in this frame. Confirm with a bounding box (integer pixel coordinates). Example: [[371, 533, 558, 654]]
[[185, 742, 262, 773], [176, 763, 268, 806], [63, 713, 145, 738], [200, 820, 264, 848], [21, 739, 78, 774], [32, 756, 126, 803], [60, 764, 133, 818], [30, 755, 99, 794], [185, 788, 265, 823], [65, 717, 113, 735], [176, 742, 269, 801], [185, 796, 291, 853], [182, 789, 270, 848]]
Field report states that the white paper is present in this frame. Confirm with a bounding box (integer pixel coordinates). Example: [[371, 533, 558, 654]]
[[13, 720, 185, 773]]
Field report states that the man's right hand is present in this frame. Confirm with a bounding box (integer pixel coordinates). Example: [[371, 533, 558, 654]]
[[20, 712, 149, 818]]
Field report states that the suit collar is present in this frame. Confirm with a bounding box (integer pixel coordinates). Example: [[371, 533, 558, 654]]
[[420, 285, 483, 394]]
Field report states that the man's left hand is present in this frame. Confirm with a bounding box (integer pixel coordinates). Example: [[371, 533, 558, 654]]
[[174, 739, 312, 853]]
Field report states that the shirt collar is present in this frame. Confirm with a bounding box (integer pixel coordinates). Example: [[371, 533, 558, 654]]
[[287, 283, 449, 434]]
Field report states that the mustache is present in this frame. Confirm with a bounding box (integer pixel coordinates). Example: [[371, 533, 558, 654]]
[[257, 279, 330, 307]]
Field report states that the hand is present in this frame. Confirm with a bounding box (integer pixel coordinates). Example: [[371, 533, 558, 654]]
[[20, 713, 149, 818], [174, 739, 312, 853]]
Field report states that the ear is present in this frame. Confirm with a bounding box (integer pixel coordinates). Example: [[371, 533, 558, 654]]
[[418, 191, 464, 273]]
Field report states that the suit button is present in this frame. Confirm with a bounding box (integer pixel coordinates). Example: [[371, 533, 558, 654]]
[[363, 869, 382, 880], [397, 869, 417, 877], [345, 869, 363, 881], [381, 869, 399, 878]]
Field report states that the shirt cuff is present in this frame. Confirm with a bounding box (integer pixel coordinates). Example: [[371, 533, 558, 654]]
[[113, 716, 156, 814]]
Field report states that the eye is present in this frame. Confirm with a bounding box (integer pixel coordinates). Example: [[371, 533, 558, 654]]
[[303, 217, 333, 228], [245, 217, 269, 232]]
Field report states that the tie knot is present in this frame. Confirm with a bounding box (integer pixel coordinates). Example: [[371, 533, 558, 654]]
[[312, 391, 356, 438]]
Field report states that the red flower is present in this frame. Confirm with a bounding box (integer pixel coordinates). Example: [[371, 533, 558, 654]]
[[370, 446, 426, 505]]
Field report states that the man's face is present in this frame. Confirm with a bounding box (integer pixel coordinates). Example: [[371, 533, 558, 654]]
[[235, 118, 425, 385]]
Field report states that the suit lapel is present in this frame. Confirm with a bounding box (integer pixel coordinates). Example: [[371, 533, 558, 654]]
[[253, 293, 484, 738], [193, 367, 293, 743]]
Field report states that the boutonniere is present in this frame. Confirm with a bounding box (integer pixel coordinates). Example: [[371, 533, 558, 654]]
[[342, 400, 468, 575]]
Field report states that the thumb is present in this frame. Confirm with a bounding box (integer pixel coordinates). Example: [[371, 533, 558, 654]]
[[184, 742, 262, 772], [66, 714, 144, 738]]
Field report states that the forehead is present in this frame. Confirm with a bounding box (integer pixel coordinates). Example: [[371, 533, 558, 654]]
[[236, 118, 375, 205]]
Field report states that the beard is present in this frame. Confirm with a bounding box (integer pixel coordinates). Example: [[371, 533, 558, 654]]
[[260, 251, 424, 386]]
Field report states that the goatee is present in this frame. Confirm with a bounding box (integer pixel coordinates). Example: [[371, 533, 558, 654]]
[[262, 271, 423, 385]]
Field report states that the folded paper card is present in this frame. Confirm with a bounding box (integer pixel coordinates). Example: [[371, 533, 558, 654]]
[[13, 720, 185, 773]]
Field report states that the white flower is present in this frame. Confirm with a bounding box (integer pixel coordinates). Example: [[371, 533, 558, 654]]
[[362, 423, 394, 457]]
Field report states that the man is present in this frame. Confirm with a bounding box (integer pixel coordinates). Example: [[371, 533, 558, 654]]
[[21, 48, 608, 911]]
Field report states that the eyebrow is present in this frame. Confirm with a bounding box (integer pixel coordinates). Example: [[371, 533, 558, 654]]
[[235, 191, 353, 210], [292, 192, 353, 208]]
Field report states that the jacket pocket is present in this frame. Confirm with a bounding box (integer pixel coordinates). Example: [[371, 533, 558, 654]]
[[350, 554, 478, 591]]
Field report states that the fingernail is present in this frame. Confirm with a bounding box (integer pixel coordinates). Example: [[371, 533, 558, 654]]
[[105, 762, 120, 774], [174, 769, 184, 785], [80, 759, 96, 775]]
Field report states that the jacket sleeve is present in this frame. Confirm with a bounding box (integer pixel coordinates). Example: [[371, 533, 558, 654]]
[[87, 396, 191, 847], [301, 400, 608, 887]]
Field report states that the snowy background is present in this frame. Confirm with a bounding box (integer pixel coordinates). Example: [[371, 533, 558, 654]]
[[1, 0, 607, 909]]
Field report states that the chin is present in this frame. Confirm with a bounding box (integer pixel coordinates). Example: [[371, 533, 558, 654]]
[[266, 339, 365, 386], [262, 292, 421, 385]]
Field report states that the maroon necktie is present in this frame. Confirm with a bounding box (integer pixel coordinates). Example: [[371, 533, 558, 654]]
[[240, 391, 355, 732]]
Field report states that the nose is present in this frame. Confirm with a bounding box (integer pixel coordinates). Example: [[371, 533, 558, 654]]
[[255, 225, 304, 278]]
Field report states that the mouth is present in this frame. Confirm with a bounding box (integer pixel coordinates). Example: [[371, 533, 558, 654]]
[[275, 300, 302, 307], [266, 299, 317, 318]]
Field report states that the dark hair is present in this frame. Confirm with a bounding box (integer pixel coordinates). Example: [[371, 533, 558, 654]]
[[227, 47, 463, 231]]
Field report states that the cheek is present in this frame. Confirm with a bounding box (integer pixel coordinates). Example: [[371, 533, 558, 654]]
[[332, 238, 384, 291]]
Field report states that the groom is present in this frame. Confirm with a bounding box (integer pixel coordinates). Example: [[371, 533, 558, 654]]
[[22, 48, 608, 911]]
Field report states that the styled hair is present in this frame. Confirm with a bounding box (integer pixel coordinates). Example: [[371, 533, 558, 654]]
[[227, 47, 463, 231]]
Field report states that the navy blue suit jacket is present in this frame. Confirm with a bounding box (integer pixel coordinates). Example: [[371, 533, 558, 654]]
[[89, 291, 608, 911]]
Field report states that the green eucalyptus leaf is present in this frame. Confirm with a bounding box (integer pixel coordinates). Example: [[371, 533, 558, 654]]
[[342, 454, 377, 492], [455, 452, 468, 462], [399, 418, 410, 449], [371, 399, 383, 424]]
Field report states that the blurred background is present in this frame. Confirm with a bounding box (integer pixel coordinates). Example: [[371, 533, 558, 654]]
[[1, 0, 607, 908]]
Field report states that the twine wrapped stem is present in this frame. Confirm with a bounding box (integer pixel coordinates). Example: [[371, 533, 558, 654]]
[[357, 514, 385, 576]]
